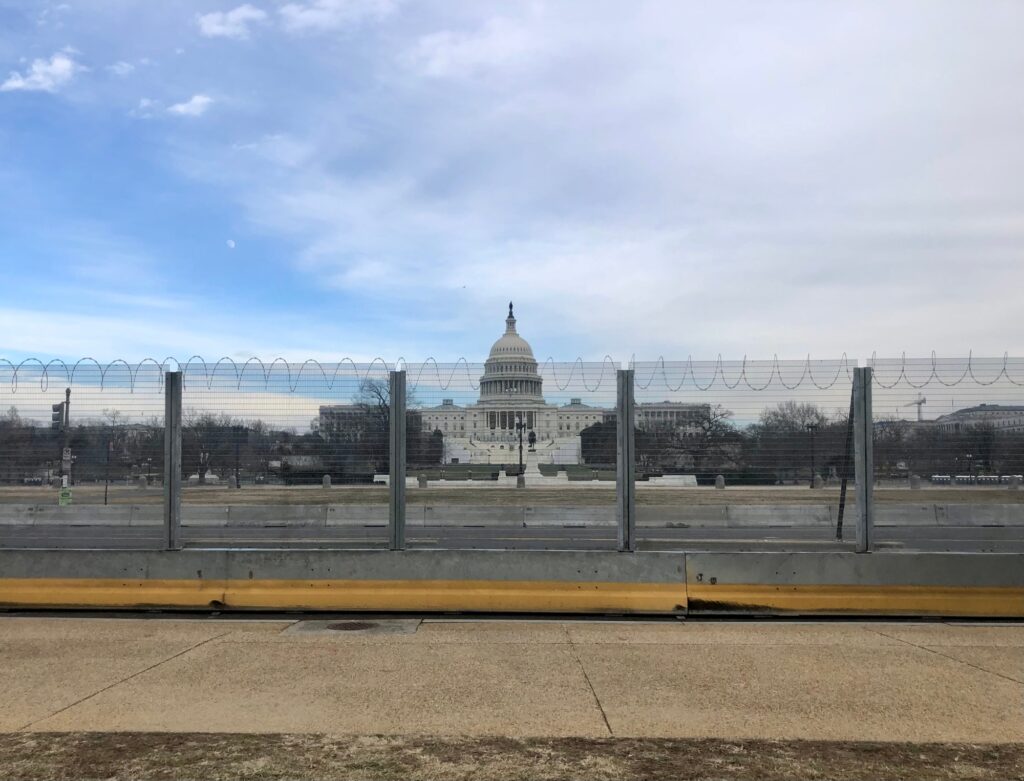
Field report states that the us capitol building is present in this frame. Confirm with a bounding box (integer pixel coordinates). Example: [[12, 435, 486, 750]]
[[321, 303, 706, 465], [418, 303, 708, 465]]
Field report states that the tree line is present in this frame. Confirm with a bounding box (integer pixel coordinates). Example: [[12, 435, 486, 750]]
[[580, 400, 1024, 484], [4, 396, 1023, 487], [0, 378, 445, 487]]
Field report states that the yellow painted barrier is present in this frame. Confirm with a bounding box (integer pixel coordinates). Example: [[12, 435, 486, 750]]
[[687, 584, 1024, 617], [3, 578, 1023, 616], [0, 578, 687, 614]]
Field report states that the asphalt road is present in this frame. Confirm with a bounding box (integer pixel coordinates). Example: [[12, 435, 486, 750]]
[[2, 524, 1022, 552]]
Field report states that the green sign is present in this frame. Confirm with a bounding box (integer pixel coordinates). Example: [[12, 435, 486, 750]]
[[58, 488, 72, 506]]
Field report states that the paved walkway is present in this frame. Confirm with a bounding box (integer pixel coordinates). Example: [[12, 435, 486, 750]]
[[1, 616, 1022, 742]]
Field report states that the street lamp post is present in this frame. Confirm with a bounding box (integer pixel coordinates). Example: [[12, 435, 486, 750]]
[[515, 415, 525, 488], [103, 434, 112, 506], [233, 425, 244, 489], [806, 422, 819, 488]]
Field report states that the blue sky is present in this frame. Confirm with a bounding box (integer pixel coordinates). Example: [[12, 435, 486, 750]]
[[2, 0, 1023, 364]]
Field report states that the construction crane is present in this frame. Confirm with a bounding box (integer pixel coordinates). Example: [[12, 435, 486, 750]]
[[903, 393, 926, 422]]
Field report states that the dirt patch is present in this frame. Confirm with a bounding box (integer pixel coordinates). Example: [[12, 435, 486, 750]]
[[0, 733, 1021, 781], [0, 484, 1020, 507]]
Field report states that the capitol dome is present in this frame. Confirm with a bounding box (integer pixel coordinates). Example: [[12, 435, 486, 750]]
[[479, 303, 544, 402], [488, 304, 535, 358]]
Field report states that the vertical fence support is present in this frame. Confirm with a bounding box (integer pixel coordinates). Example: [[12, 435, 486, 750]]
[[616, 369, 636, 552], [853, 366, 874, 553], [835, 386, 856, 540], [163, 371, 182, 551], [389, 370, 407, 551]]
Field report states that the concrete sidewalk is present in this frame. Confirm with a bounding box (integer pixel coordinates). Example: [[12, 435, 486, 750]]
[[1, 616, 1022, 742]]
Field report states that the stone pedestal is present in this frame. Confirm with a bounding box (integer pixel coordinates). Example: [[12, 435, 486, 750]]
[[715, 474, 725, 490], [525, 450, 543, 479], [322, 474, 331, 489], [909, 474, 921, 490]]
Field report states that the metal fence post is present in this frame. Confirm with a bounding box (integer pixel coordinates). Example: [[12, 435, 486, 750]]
[[388, 370, 407, 551], [853, 366, 874, 553], [616, 369, 636, 552], [163, 371, 182, 551]]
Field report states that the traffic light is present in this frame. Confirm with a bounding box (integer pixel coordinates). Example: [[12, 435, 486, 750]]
[[51, 402, 65, 430]]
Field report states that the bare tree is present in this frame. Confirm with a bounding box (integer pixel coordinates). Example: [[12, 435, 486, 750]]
[[758, 401, 830, 431]]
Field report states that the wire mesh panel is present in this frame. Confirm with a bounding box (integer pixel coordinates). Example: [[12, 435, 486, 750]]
[[631, 359, 856, 551], [178, 361, 392, 548], [870, 356, 1024, 552], [403, 360, 620, 550], [0, 361, 165, 549], [6, 354, 1022, 554]]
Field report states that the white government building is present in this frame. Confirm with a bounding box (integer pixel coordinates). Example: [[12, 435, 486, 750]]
[[932, 404, 1024, 434], [415, 304, 707, 465]]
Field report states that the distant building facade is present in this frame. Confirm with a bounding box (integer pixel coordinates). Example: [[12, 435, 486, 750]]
[[317, 405, 376, 442], [933, 404, 1024, 434]]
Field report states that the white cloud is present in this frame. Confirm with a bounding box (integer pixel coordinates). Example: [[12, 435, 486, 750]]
[[106, 60, 134, 77], [197, 4, 268, 39], [1, 51, 82, 93], [36, 3, 72, 28], [226, 239, 236, 249], [26, 1, 1024, 360], [196, 2, 1024, 358], [233, 133, 315, 168], [0, 305, 396, 367], [168, 94, 213, 116], [409, 17, 537, 78], [279, 0, 394, 33], [129, 97, 158, 118]]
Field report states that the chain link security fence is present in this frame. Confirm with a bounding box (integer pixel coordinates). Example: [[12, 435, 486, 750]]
[[630, 359, 855, 550], [1, 356, 1022, 553], [869, 357, 1024, 551], [176, 360, 392, 548], [402, 361, 619, 550]]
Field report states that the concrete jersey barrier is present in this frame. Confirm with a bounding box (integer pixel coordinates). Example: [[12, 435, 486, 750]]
[[0, 548, 1021, 617], [2, 502, 1024, 528]]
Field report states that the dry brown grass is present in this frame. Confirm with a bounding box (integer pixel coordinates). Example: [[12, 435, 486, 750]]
[[1, 733, 1021, 781]]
